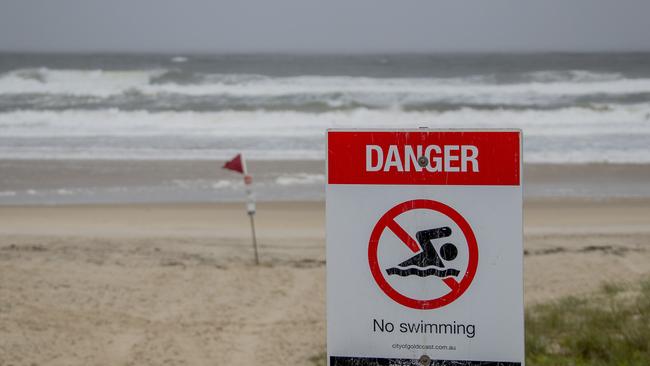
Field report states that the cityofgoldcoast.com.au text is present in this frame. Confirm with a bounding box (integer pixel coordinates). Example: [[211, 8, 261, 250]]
[[392, 343, 457, 351]]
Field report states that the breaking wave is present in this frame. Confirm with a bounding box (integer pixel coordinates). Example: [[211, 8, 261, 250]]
[[1, 64, 650, 163], [2, 68, 650, 112]]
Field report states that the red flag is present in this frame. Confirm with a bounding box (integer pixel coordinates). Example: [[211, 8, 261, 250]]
[[223, 154, 245, 174]]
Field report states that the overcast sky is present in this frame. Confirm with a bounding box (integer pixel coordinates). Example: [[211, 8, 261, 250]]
[[1, 0, 649, 53]]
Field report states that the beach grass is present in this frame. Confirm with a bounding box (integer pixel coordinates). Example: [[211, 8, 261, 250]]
[[309, 352, 327, 366], [526, 278, 650, 366]]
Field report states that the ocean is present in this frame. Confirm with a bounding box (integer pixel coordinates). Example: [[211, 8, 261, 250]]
[[1, 53, 650, 203], [1, 52, 650, 163]]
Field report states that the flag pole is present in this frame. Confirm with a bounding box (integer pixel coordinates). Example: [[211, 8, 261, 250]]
[[223, 152, 259, 265], [242, 154, 259, 265], [248, 209, 259, 265]]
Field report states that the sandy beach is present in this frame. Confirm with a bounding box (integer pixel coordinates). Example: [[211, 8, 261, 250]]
[[1, 194, 649, 365]]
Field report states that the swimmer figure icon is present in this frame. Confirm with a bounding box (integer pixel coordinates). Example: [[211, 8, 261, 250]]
[[386, 226, 460, 278]]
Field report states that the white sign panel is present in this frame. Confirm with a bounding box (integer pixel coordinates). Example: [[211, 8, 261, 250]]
[[326, 130, 523, 366]]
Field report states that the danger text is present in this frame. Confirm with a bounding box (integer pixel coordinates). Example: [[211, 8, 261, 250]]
[[366, 145, 479, 173]]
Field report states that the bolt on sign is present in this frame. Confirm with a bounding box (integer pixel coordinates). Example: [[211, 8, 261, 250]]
[[326, 130, 523, 366]]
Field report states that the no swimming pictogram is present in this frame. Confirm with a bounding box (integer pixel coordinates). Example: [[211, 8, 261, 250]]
[[368, 199, 478, 310]]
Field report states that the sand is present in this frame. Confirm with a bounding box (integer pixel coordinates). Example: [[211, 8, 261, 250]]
[[1, 199, 649, 365]]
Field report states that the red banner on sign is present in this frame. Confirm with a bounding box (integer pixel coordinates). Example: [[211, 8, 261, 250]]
[[327, 130, 521, 186]]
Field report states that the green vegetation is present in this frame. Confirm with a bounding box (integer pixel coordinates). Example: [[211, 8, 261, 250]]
[[309, 352, 326, 366], [526, 278, 650, 366]]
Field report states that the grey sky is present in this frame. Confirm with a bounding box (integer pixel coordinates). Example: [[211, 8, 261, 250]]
[[1, 0, 649, 53]]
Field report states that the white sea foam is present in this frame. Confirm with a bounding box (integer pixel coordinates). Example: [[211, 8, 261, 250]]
[[526, 70, 624, 83], [211, 180, 237, 189], [170, 179, 242, 190], [275, 174, 325, 186], [1, 104, 649, 138], [0, 105, 649, 163]]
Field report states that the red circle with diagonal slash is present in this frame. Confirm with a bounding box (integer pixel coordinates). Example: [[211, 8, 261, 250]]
[[368, 199, 478, 310]]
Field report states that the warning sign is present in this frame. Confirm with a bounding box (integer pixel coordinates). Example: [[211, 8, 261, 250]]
[[327, 130, 523, 366]]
